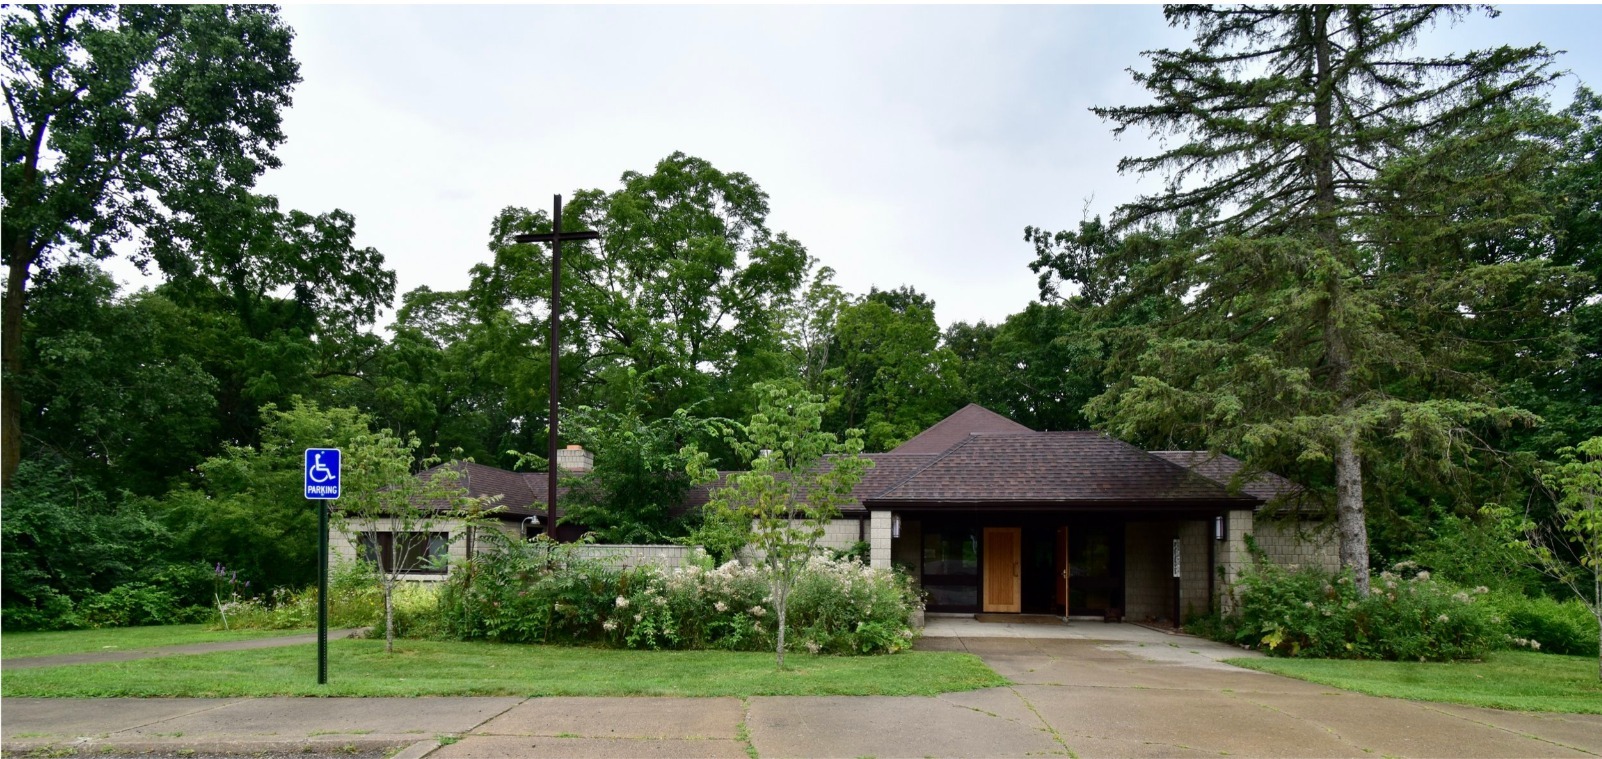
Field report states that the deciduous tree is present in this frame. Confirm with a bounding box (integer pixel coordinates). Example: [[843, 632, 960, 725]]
[[2, 5, 300, 488]]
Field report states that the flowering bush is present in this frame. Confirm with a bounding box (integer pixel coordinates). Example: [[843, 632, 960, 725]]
[[1228, 562, 1504, 661], [436, 535, 921, 654]]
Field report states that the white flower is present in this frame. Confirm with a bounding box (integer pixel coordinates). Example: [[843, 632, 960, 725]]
[[1436, 614, 1449, 623], [750, 606, 766, 617], [634, 613, 643, 622], [1531, 640, 1541, 650], [615, 596, 630, 609], [805, 640, 821, 654], [1302, 601, 1314, 609], [714, 601, 728, 613], [603, 619, 617, 632], [1415, 570, 1431, 581]]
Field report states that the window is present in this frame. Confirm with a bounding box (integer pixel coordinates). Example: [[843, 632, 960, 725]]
[[357, 531, 449, 574]]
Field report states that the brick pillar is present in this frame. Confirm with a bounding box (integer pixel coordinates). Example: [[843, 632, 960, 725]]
[[870, 510, 893, 569], [1218, 509, 1254, 614]]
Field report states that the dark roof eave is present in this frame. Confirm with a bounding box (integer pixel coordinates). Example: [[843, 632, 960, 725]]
[[862, 498, 1260, 512]]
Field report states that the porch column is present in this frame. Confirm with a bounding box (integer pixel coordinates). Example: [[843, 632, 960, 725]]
[[870, 510, 893, 569], [1218, 508, 1254, 614]]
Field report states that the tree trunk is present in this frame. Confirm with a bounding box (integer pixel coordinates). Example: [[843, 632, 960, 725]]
[[384, 584, 395, 654], [1309, 6, 1372, 596], [1335, 431, 1371, 595], [2, 257, 32, 491], [774, 580, 787, 671]]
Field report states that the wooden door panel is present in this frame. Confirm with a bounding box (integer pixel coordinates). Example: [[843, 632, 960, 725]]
[[983, 527, 1021, 613]]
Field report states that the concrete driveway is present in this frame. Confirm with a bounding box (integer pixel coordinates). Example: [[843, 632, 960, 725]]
[[4, 621, 1598, 758]]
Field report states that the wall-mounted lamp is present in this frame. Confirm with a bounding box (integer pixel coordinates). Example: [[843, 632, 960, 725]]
[[891, 514, 902, 539], [1214, 515, 1225, 541]]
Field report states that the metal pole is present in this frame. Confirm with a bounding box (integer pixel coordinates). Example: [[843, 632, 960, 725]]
[[318, 498, 328, 685], [548, 194, 562, 541]]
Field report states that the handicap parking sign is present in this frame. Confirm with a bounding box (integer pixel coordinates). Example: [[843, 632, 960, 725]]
[[305, 448, 341, 500]]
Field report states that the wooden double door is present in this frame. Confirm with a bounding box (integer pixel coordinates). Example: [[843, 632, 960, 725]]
[[982, 524, 1122, 615]]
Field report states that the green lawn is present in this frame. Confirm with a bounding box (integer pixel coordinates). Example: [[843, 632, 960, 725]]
[[1, 638, 1007, 698], [2, 624, 313, 660], [1230, 650, 1602, 714]]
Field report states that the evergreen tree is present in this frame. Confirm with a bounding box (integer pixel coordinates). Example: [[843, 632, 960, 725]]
[[1033, 5, 1585, 593]]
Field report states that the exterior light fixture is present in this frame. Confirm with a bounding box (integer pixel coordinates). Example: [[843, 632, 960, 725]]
[[891, 514, 902, 539], [1214, 515, 1225, 541]]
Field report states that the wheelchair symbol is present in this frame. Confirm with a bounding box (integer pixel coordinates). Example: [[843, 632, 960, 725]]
[[308, 453, 335, 483]]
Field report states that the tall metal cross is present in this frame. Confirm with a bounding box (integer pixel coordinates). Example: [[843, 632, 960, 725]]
[[513, 194, 599, 541]]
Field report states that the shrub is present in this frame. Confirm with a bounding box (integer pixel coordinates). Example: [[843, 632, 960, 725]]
[[1228, 562, 1504, 661], [77, 583, 209, 628], [211, 561, 389, 632], [1486, 591, 1600, 657], [436, 535, 920, 654]]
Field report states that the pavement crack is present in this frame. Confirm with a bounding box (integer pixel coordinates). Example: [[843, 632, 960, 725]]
[[461, 697, 528, 735], [738, 696, 759, 759], [1229, 692, 1372, 755], [1419, 704, 1600, 757], [103, 698, 249, 737], [1008, 686, 1077, 759]]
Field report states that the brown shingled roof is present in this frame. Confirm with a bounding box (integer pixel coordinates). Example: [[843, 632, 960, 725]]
[[890, 404, 1032, 454], [415, 461, 573, 519], [868, 432, 1258, 507], [1149, 451, 1311, 512]]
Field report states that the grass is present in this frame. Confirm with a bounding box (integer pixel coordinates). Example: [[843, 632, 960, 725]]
[[1, 638, 1007, 698], [2, 624, 313, 660], [1229, 650, 1602, 714]]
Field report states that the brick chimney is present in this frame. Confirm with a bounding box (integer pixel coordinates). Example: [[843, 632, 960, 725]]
[[556, 444, 593, 473]]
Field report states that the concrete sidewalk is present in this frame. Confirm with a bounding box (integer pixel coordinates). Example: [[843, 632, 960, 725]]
[[4, 624, 1599, 758]]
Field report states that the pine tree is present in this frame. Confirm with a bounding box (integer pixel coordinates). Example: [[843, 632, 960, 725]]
[[1034, 5, 1587, 593]]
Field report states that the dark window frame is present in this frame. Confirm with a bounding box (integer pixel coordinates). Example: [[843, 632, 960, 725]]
[[357, 531, 449, 575]]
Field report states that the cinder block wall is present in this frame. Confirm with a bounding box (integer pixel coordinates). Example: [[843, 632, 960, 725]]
[[1123, 521, 1172, 620], [1252, 516, 1340, 572], [1178, 520, 1211, 619]]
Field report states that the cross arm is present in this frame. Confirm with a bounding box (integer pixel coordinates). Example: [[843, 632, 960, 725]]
[[514, 230, 602, 244]]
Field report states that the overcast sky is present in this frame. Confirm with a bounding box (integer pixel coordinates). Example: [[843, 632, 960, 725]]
[[123, 4, 1602, 330]]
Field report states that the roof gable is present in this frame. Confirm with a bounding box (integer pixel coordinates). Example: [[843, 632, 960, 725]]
[[890, 404, 1033, 454]]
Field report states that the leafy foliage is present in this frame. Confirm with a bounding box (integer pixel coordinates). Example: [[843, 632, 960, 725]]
[[1225, 562, 1504, 661], [558, 370, 730, 543], [685, 381, 873, 667], [438, 535, 918, 655]]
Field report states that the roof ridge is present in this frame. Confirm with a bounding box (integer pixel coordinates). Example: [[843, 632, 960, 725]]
[[869, 434, 983, 500]]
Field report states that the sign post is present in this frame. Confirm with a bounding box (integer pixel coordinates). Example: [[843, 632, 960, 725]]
[[305, 448, 342, 685]]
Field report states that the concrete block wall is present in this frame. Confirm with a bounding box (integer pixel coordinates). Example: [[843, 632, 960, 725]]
[[1253, 516, 1340, 572], [1178, 520, 1212, 620], [870, 511, 893, 569], [1123, 521, 1171, 620], [818, 517, 867, 552], [1218, 509, 1254, 614], [569, 544, 700, 569]]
